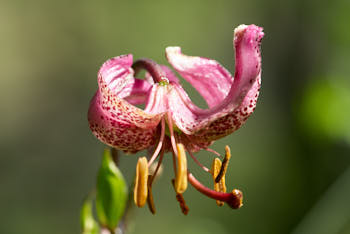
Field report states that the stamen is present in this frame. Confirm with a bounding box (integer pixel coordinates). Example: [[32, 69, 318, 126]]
[[204, 148, 222, 158], [187, 172, 243, 209], [147, 147, 165, 215], [147, 175, 156, 214], [134, 157, 148, 207], [171, 150, 177, 175], [171, 179, 189, 215], [148, 118, 165, 166], [187, 148, 210, 173], [167, 112, 178, 155], [148, 162, 163, 183], [183, 134, 222, 158], [175, 143, 188, 194], [215, 146, 231, 183], [149, 147, 165, 186], [210, 158, 226, 206]]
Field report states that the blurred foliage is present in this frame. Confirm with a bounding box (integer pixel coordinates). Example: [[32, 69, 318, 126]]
[[0, 0, 350, 234], [297, 80, 350, 144], [80, 195, 99, 234]]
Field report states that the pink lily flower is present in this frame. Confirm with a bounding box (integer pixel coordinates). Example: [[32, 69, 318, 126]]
[[88, 24, 264, 213]]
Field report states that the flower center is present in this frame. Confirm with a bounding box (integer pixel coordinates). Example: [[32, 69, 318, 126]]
[[158, 77, 169, 86], [132, 58, 169, 85]]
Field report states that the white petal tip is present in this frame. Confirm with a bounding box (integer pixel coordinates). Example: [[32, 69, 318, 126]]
[[234, 24, 248, 35], [166, 46, 181, 55]]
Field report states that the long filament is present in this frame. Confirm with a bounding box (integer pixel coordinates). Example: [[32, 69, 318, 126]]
[[148, 118, 165, 166], [149, 146, 165, 186], [187, 148, 210, 173], [172, 150, 177, 176], [183, 134, 222, 158], [205, 148, 222, 158], [167, 112, 178, 156]]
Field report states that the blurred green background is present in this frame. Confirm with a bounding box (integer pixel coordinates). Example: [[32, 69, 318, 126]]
[[1, 0, 350, 233]]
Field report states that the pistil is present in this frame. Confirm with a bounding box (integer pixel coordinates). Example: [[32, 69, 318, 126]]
[[187, 172, 243, 209]]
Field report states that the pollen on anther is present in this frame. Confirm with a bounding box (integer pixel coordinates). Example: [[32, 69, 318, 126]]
[[210, 158, 226, 206], [134, 157, 149, 207]]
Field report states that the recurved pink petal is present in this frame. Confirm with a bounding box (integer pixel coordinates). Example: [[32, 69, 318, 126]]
[[120, 78, 152, 105], [88, 55, 163, 153], [166, 47, 233, 108], [168, 25, 264, 142]]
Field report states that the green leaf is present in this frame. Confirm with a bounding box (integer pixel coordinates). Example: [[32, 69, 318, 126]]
[[80, 195, 99, 234], [96, 149, 128, 230]]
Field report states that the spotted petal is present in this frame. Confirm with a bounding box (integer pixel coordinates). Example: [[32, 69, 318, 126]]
[[166, 24, 264, 142], [88, 55, 163, 153]]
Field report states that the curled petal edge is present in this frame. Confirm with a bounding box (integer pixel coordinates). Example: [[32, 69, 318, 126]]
[[88, 55, 164, 153], [167, 24, 264, 140]]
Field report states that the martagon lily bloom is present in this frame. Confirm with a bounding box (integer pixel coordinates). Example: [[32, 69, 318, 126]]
[[88, 24, 264, 214]]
